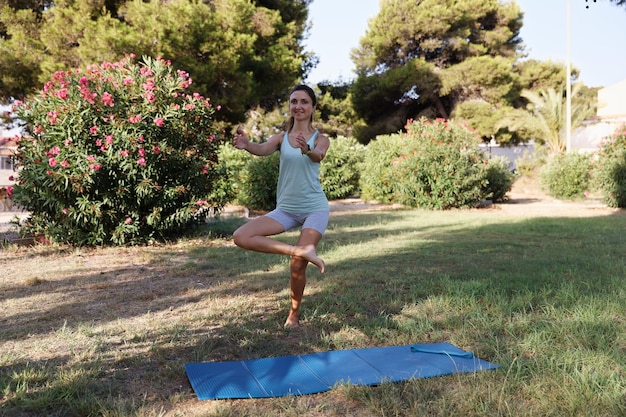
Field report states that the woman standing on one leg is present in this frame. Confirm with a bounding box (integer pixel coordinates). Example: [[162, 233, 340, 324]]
[[232, 84, 330, 329]]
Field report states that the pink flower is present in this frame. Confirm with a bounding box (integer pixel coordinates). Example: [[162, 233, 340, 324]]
[[48, 157, 58, 167], [101, 92, 114, 107], [152, 146, 161, 154], [62, 208, 68, 214], [105, 135, 113, 145], [102, 91, 115, 107], [60, 160, 70, 168], [6, 186, 13, 197], [46, 146, 61, 156], [119, 150, 129, 157], [86, 155, 96, 162], [123, 77, 134, 86], [47, 111, 58, 124], [90, 126, 98, 135], [43, 81, 54, 95], [185, 103, 195, 110], [154, 117, 164, 127], [142, 79, 156, 92], [137, 157, 146, 166], [89, 163, 102, 171], [125, 217, 132, 224], [138, 148, 146, 157], [57, 88, 69, 99], [216, 105, 221, 111], [34, 125, 44, 134], [196, 200, 207, 206], [8, 175, 14, 181], [129, 114, 142, 124], [80, 85, 97, 104]]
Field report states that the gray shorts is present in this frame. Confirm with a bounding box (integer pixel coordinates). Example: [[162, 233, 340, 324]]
[[265, 209, 330, 235]]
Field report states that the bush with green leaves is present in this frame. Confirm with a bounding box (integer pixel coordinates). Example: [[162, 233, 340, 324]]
[[593, 125, 626, 208], [358, 134, 405, 203], [482, 156, 516, 202], [540, 152, 593, 200], [360, 118, 487, 209], [237, 151, 280, 212], [218, 134, 366, 211], [217, 143, 252, 206], [320, 136, 366, 200], [13, 55, 229, 245]]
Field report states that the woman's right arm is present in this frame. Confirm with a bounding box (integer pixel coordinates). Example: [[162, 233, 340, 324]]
[[234, 129, 281, 156]]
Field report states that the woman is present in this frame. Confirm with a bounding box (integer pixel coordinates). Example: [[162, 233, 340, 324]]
[[233, 84, 330, 329]]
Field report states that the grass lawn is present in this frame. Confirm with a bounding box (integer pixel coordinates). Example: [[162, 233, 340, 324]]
[[1, 204, 625, 416]]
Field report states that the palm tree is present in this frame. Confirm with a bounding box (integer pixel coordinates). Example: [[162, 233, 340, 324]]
[[497, 83, 595, 154]]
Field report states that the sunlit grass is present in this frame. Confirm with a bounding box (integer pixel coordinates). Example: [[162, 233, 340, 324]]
[[1, 207, 625, 416]]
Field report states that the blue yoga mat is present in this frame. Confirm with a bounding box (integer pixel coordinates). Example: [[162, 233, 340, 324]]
[[185, 342, 499, 400]]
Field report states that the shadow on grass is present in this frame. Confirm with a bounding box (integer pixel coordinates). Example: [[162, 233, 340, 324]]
[[2, 208, 625, 414]]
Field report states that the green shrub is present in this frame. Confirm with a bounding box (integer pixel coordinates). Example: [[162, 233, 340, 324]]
[[359, 134, 405, 203], [540, 152, 593, 200], [320, 136, 366, 200], [13, 55, 228, 245], [360, 118, 486, 209], [217, 143, 252, 205], [482, 156, 516, 202], [593, 125, 626, 208], [237, 151, 280, 212], [219, 135, 366, 211]]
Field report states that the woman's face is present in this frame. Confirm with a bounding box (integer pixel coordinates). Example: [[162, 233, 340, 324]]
[[289, 90, 314, 123]]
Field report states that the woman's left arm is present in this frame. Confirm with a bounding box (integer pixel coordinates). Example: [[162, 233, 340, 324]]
[[307, 133, 330, 163]]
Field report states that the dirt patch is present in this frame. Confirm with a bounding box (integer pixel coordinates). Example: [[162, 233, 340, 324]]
[[490, 176, 622, 218]]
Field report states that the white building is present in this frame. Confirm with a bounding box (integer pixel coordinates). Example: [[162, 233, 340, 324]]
[[0, 137, 17, 187], [571, 79, 626, 152]]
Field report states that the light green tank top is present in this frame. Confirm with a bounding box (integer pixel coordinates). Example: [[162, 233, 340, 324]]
[[276, 130, 329, 213]]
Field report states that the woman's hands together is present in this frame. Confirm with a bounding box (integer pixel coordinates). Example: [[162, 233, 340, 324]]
[[294, 131, 309, 154]]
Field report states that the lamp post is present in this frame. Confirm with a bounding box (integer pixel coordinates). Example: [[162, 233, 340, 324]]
[[566, 0, 572, 153]]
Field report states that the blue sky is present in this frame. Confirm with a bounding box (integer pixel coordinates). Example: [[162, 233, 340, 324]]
[[305, 0, 626, 88]]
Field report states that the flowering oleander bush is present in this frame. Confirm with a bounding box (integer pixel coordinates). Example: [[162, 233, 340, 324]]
[[360, 118, 487, 209], [593, 124, 626, 208], [13, 55, 229, 245]]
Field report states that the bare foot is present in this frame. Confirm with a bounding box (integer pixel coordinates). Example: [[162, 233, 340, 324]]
[[284, 312, 300, 329], [293, 244, 326, 273]]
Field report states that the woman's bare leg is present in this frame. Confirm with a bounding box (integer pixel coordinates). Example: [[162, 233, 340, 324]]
[[284, 228, 323, 328], [233, 217, 325, 272]]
